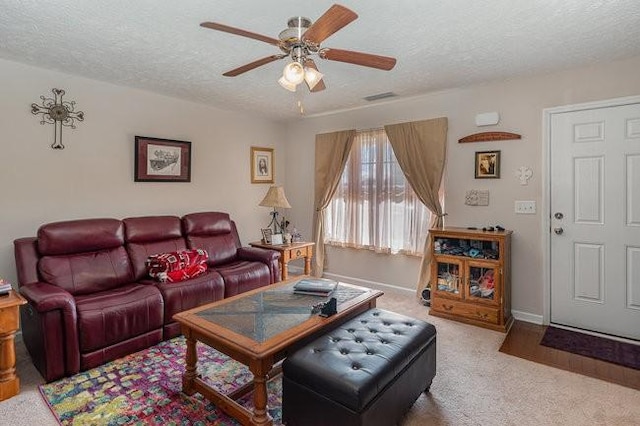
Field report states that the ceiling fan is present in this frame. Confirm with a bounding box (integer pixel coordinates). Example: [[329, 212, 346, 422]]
[[200, 4, 397, 93]]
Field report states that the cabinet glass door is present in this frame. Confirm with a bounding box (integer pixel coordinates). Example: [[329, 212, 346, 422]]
[[433, 259, 463, 298], [466, 261, 500, 304]]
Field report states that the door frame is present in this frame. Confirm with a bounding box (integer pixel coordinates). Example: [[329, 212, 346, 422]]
[[542, 95, 640, 325]]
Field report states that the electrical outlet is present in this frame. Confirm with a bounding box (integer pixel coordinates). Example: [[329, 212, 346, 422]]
[[515, 200, 536, 214]]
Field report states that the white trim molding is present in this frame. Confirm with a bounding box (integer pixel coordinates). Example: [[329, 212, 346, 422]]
[[512, 310, 544, 325]]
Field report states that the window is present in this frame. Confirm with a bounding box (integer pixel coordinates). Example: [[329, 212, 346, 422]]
[[324, 128, 437, 256]]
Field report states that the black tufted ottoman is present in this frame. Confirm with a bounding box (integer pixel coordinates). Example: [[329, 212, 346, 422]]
[[282, 308, 436, 426]]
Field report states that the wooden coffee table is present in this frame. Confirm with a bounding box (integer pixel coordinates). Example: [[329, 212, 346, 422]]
[[173, 277, 383, 426]]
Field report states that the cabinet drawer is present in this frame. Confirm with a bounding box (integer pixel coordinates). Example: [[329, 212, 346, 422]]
[[288, 247, 309, 261], [431, 298, 499, 324]]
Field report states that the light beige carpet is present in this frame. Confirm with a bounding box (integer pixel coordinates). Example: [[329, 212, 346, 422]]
[[1, 287, 639, 425]]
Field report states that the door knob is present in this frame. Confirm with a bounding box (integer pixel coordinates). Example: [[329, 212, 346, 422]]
[[553, 227, 564, 235], [554, 212, 564, 220]]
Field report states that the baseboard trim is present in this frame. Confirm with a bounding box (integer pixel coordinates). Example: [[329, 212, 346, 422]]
[[319, 271, 416, 295], [512, 310, 544, 325]]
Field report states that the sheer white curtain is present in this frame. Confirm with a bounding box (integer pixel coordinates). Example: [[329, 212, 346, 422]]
[[324, 128, 432, 255]]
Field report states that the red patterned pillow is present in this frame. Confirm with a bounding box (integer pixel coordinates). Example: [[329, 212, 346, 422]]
[[147, 249, 209, 283]]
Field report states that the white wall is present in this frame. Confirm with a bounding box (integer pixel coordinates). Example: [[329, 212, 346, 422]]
[[284, 55, 640, 318], [0, 58, 287, 285]]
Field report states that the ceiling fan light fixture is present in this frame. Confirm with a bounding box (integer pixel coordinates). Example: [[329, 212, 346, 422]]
[[282, 61, 305, 85], [303, 67, 323, 90], [278, 76, 297, 92]]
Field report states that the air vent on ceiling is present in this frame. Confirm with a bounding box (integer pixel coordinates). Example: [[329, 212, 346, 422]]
[[363, 92, 397, 102]]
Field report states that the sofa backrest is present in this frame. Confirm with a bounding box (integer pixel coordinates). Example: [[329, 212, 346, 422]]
[[37, 219, 134, 296], [123, 215, 187, 281], [182, 212, 240, 266]]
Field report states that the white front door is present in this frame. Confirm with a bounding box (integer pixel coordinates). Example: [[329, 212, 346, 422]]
[[549, 100, 640, 340]]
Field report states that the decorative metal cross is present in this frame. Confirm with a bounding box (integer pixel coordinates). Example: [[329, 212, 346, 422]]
[[31, 88, 85, 149]]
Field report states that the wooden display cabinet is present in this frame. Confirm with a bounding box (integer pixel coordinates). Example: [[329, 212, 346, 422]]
[[428, 227, 513, 332]]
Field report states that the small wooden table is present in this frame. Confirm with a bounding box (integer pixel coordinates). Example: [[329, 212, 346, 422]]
[[249, 241, 314, 281], [173, 277, 383, 426], [0, 290, 27, 401]]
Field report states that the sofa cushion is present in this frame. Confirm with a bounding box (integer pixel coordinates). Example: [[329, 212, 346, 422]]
[[124, 216, 182, 243], [152, 270, 225, 326], [216, 260, 271, 297], [183, 212, 240, 266], [39, 246, 134, 296], [75, 283, 163, 353], [124, 216, 187, 280], [38, 219, 124, 256]]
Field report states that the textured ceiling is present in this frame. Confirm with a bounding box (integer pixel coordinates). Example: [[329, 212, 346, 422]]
[[1, 1, 639, 122]]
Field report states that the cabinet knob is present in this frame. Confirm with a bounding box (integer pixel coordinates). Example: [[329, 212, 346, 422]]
[[443, 304, 454, 311], [476, 311, 488, 319]]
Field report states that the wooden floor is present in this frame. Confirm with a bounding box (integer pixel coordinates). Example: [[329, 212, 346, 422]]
[[499, 320, 640, 391]]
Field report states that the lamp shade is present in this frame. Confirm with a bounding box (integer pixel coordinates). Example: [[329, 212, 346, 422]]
[[303, 66, 323, 90], [278, 76, 297, 92], [259, 185, 291, 209], [283, 62, 305, 85]]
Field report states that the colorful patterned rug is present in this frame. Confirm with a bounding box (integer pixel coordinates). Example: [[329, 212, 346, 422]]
[[39, 337, 283, 425]]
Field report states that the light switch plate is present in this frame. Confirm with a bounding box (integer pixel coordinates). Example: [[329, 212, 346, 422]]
[[515, 200, 536, 214]]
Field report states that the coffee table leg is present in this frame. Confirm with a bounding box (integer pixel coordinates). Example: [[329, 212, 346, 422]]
[[250, 360, 273, 426], [183, 333, 197, 396]]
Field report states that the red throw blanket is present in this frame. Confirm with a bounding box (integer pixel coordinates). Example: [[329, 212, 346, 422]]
[[147, 249, 209, 283]]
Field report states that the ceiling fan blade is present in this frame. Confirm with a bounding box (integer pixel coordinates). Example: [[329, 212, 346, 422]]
[[223, 55, 286, 77], [319, 48, 397, 70], [304, 59, 326, 92], [302, 4, 358, 45], [200, 22, 280, 46]]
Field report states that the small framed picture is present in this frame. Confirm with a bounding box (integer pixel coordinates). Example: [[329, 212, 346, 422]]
[[475, 150, 501, 179], [251, 146, 274, 184], [271, 233, 284, 245], [261, 228, 273, 244], [135, 136, 191, 182]]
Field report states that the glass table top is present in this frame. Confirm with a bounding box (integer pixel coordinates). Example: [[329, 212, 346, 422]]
[[195, 282, 368, 343]]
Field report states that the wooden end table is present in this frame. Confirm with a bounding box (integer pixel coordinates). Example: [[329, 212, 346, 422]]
[[249, 241, 314, 281], [0, 290, 26, 401]]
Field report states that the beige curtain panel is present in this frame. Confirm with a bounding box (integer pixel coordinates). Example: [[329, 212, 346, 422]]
[[313, 130, 356, 276], [385, 117, 448, 297]]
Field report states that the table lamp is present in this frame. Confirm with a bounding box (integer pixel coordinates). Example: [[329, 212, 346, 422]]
[[259, 185, 291, 234]]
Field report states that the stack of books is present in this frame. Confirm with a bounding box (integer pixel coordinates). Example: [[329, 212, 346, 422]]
[[293, 278, 338, 296], [0, 278, 12, 296]]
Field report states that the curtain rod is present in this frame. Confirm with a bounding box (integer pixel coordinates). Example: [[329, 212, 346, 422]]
[[356, 126, 385, 133]]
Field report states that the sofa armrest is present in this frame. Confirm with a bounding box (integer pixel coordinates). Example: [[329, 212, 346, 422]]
[[20, 282, 80, 380], [20, 282, 77, 313], [238, 246, 280, 263], [237, 247, 281, 283]]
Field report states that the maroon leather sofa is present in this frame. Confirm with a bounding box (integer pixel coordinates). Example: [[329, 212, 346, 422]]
[[14, 212, 280, 382]]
